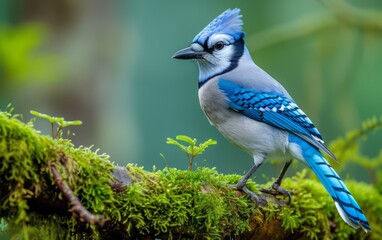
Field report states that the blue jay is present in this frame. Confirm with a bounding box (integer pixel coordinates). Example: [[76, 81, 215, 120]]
[[173, 8, 370, 232]]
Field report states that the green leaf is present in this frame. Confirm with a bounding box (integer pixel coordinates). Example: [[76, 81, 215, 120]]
[[30, 110, 55, 123], [166, 135, 217, 170], [60, 120, 83, 128], [30, 110, 82, 139], [176, 135, 196, 145]]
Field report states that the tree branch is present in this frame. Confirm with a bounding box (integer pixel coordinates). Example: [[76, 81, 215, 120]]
[[0, 112, 381, 239], [50, 165, 105, 226]]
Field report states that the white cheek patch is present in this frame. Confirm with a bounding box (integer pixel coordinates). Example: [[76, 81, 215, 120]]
[[202, 54, 218, 66], [214, 45, 233, 59], [198, 55, 230, 81], [197, 43, 234, 82], [196, 33, 237, 82]]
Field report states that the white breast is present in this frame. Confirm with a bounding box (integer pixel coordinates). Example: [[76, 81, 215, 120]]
[[198, 78, 289, 160]]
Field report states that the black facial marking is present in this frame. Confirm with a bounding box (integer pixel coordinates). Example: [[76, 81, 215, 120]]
[[199, 39, 245, 88]]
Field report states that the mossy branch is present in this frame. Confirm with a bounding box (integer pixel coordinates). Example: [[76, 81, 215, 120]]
[[0, 111, 382, 239]]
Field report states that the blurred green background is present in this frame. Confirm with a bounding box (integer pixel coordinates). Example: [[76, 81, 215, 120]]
[[1, 0, 381, 184]]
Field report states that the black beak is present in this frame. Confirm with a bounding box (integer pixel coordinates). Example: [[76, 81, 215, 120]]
[[172, 46, 206, 60]]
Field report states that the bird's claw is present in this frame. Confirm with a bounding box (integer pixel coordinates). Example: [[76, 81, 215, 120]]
[[260, 183, 291, 205], [228, 184, 260, 207]]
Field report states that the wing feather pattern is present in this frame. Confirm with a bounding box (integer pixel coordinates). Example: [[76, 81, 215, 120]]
[[218, 79, 336, 160]]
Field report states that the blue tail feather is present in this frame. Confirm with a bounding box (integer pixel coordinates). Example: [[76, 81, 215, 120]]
[[289, 134, 370, 232]]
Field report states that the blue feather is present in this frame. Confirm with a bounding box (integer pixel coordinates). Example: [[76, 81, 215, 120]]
[[218, 79, 336, 160], [193, 8, 245, 45], [289, 135, 370, 231]]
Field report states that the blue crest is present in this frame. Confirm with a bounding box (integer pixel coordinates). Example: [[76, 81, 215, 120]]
[[193, 8, 244, 45]]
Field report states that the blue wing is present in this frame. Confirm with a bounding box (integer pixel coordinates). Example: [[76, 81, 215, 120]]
[[218, 79, 336, 160]]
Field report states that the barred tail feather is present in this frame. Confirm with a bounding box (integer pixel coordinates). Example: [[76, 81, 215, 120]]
[[308, 153, 370, 232], [335, 202, 360, 229], [289, 135, 370, 232]]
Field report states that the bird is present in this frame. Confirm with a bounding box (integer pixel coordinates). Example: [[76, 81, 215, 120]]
[[172, 8, 370, 232]]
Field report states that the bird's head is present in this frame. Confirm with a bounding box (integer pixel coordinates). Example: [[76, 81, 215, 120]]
[[173, 8, 246, 86]]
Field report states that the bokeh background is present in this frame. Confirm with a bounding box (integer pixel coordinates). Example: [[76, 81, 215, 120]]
[[1, 0, 381, 183]]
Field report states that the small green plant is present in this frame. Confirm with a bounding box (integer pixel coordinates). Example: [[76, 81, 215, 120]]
[[167, 135, 217, 171], [30, 110, 82, 139]]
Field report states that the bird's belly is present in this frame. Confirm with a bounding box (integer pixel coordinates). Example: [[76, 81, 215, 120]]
[[198, 78, 288, 158], [214, 113, 289, 156]]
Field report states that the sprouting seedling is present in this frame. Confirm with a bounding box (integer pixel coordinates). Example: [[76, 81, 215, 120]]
[[30, 110, 82, 139], [166, 135, 217, 171]]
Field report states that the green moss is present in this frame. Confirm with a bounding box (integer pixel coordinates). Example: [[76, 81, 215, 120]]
[[264, 170, 382, 240], [1, 110, 382, 239], [0, 111, 114, 239], [112, 166, 258, 239], [0, 111, 52, 224]]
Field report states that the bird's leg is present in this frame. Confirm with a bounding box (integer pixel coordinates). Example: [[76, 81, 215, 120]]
[[229, 162, 262, 204], [261, 159, 293, 204]]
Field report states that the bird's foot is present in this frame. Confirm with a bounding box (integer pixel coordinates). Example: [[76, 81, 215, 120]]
[[260, 183, 291, 205], [228, 183, 261, 206]]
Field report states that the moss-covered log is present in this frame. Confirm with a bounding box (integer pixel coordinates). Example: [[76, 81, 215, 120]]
[[0, 111, 381, 239]]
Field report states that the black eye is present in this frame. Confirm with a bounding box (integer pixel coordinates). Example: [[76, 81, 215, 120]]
[[214, 41, 225, 50]]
